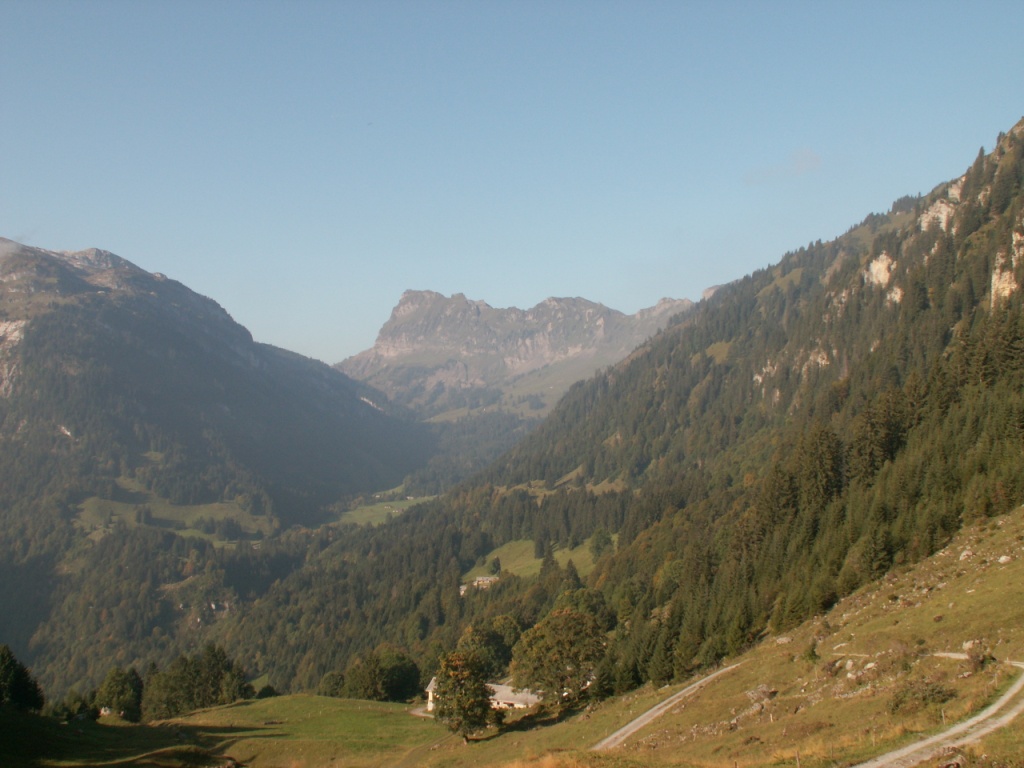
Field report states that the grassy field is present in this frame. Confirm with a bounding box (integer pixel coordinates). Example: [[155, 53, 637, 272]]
[[12, 508, 1024, 768], [0, 707, 216, 768], [76, 475, 275, 545], [5, 696, 442, 768], [336, 496, 433, 527], [463, 536, 606, 583], [171, 695, 441, 768]]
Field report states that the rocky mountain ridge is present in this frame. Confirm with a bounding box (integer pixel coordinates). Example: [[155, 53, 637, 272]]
[[338, 290, 692, 416]]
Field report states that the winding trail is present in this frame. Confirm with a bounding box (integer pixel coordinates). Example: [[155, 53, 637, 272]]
[[590, 659, 1024, 767], [591, 663, 743, 751], [849, 660, 1024, 768]]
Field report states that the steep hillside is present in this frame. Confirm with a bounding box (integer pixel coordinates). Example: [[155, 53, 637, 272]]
[[0, 238, 433, 692], [9, 117, 1024, 712], [8, 507, 1022, 768], [473, 117, 1024, 686], [202, 117, 1024, 707], [339, 290, 691, 417]]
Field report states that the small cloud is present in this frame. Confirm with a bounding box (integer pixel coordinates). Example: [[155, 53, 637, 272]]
[[744, 148, 822, 185]]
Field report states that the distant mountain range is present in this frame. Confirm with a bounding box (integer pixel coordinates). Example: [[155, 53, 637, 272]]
[[210, 114, 1024, 709], [338, 290, 693, 417], [0, 238, 431, 526], [5, 115, 1024, 721]]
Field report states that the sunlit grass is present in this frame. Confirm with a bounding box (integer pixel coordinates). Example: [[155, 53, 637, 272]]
[[336, 496, 434, 527], [76, 475, 275, 545], [463, 537, 603, 582], [169, 695, 440, 768]]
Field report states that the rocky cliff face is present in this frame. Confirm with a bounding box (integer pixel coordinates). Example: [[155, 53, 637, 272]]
[[338, 290, 692, 415]]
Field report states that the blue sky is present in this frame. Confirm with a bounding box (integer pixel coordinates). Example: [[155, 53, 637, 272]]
[[2, 1, 1022, 362]]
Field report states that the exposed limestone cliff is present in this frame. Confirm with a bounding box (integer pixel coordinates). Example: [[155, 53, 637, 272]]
[[338, 290, 693, 415]]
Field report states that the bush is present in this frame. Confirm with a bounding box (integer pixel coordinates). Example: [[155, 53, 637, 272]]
[[888, 678, 956, 715]]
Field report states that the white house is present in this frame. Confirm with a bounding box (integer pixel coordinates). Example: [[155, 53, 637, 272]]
[[424, 677, 540, 712], [458, 575, 499, 597], [487, 682, 540, 710]]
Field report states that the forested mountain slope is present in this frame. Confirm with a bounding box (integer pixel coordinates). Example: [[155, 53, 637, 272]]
[[209, 118, 1024, 700], [474, 118, 1024, 684], [0, 239, 433, 692], [8, 117, 1024, 707]]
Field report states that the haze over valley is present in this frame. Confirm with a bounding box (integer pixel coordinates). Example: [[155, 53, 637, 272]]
[[3, 3, 1024, 767], [3, 115, 1024, 767]]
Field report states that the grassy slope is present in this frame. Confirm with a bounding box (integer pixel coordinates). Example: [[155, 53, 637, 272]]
[[463, 535, 605, 582], [76, 476, 275, 544], [170, 696, 440, 768], [335, 497, 435, 527], [10, 696, 441, 768], [551, 506, 1024, 768], [11, 507, 1023, 768]]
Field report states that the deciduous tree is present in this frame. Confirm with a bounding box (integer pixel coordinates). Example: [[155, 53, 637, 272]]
[[433, 650, 497, 743], [96, 666, 143, 721], [510, 609, 605, 711]]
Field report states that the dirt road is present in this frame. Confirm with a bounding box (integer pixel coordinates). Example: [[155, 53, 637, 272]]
[[590, 659, 1024, 766], [849, 660, 1024, 768], [590, 663, 743, 751]]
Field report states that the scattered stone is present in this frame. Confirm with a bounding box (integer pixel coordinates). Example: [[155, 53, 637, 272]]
[[959, 549, 974, 561], [999, 555, 1012, 564], [745, 684, 778, 702], [776, 636, 792, 645]]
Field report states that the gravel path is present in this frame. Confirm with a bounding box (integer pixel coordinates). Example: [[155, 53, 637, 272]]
[[849, 660, 1024, 768], [590, 658, 1024, 766], [590, 663, 743, 751]]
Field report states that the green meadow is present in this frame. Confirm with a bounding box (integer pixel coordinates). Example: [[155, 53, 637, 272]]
[[76, 475, 275, 544]]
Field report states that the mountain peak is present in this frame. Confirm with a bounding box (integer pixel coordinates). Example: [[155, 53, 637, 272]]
[[56, 246, 138, 274], [339, 290, 693, 416]]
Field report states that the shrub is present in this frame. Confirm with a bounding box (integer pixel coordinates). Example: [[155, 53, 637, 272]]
[[888, 678, 956, 715]]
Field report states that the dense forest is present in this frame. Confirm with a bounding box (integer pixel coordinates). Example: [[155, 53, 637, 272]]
[[3, 119, 1024, 710]]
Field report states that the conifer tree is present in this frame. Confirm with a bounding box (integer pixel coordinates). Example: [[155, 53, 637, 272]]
[[0, 644, 44, 711]]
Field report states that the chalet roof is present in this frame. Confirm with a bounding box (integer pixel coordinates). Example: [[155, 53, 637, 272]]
[[424, 676, 540, 709], [487, 683, 540, 708]]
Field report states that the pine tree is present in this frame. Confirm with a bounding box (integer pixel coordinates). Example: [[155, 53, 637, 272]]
[[0, 644, 44, 711]]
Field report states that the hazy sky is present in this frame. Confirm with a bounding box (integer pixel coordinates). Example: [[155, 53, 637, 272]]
[[3, 1, 1022, 362]]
